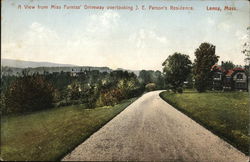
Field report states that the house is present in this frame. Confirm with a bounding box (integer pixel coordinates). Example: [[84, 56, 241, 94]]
[[211, 65, 248, 91], [70, 68, 86, 77], [70, 68, 80, 77], [227, 68, 248, 90], [211, 64, 224, 90]]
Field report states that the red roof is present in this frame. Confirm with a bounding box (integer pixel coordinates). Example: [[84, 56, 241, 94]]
[[211, 64, 224, 72], [211, 64, 246, 77], [226, 68, 245, 77], [232, 67, 245, 71]]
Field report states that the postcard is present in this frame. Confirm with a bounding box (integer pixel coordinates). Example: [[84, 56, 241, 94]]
[[1, 0, 249, 161]]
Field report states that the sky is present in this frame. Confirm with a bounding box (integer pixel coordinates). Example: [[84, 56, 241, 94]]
[[1, 0, 249, 71]]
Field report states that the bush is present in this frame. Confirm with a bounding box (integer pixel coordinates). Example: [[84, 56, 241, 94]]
[[82, 84, 99, 108], [97, 88, 123, 106], [68, 82, 81, 100], [0, 93, 6, 115], [177, 87, 183, 93], [126, 87, 144, 98], [170, 86, 183, 93], [4, 74, 54, 114], [145, 83, 156, 92]]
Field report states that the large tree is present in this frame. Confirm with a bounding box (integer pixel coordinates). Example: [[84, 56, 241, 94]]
[[242, 26, 250, 77], [162, 52, 192, 93], [138, 70, 153, 85], [242, 26, 250, 66], [193, 42, 219, 92], [242, 27, 250, 93]]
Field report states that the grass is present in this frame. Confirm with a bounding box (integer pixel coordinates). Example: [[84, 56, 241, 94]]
[[160, 90, 250, 155], [0, 97, 137, 161]]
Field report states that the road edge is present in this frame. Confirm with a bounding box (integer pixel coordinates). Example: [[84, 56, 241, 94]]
[[159, 91, 249, 157]]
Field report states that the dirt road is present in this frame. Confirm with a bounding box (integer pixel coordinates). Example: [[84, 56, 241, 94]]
[[62, 91, 248, 161]]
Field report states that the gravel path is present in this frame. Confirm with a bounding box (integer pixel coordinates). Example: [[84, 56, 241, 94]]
[[62, 91, 248, 161]]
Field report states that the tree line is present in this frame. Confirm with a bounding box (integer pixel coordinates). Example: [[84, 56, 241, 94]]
[[0, 68, 166, 115], [162, 42, 248, 93], [1, 42, 247, 115]]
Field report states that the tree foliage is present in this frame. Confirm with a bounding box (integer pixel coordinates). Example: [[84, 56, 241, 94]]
[[242, 26, 250, 77], [162, 52, 192, 92], [145, 83, 156, 92], [242, 26, 250, 66], [193, 42, 219, 92], [221, 61, 235, 71], [138, 70, 165, 89], [4, 74, 54, 114], [138, 70, 153, 85], [96, 71, 142, 106]]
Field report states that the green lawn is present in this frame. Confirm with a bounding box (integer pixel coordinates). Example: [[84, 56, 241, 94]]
[[160, 90, 249, 155], [0, 98, 137, 161]]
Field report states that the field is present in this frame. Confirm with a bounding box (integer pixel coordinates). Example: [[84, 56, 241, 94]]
[[0, 98, 137, 161], [160, 90, 249, 155]]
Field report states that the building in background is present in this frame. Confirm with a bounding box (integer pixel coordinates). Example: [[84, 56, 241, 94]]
[[211, 65, 248, 91]]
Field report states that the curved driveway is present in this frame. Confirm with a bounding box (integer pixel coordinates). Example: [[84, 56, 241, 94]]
[[62, 91, 248, 161]]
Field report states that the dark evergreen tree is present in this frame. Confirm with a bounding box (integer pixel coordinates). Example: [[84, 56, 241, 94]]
[[193, 42, 219, 92]]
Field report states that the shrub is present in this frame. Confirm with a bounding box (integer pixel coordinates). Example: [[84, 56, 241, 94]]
[[97, 88, 123, 106], [126, 87, 144, 98], [82, 84, 99, 108], [145, 83, 156, 92], [68, 82, 81, 100], [4, 74, 54, 114], [0, 93, 6, 115], [177, 87, 183, 93]]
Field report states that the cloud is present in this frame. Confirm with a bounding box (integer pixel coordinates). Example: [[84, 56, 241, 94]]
[[129, 29, 168, 49], [86, 10, 120, 34], [28, 22, 59, 42], [63, 11, 122, 67], [217, 22, 231, 32], [2, 7, 247, 70], [64, 10, 121, 49], [207, 17, 215, 25], [2, 11, 122, 65], [235, 30, 248, 45], [2, 22, 60, 61]]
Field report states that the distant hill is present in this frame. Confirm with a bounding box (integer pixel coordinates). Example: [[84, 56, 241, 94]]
[[1, 58, 76, 68], [1, 59, 140, 76]]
